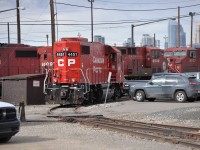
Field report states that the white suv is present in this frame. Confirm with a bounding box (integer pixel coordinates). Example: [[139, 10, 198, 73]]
[[0, 101, 20, 143]]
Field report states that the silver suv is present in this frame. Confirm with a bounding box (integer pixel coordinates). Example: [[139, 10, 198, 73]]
[[129, 74, 200, 102]]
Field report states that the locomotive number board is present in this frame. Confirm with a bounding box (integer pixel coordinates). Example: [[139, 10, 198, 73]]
[[56, 52, 78, 57], [67, 52, 78, 57], [56, 52, 65, 57]]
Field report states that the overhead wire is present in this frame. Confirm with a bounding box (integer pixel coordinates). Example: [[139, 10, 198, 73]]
[[56, 2, 200, 12], [0, 12, 200, 26], [95, 0, 199, 5]]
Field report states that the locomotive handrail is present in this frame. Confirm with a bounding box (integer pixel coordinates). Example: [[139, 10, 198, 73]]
[[43, 69, 50, 94], [68, 68, 89, 94]]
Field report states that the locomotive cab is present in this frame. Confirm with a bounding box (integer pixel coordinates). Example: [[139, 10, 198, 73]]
[[164, 47, 199, 73], [146, 47, 167, 73]]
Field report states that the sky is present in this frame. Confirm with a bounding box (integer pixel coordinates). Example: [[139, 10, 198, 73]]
[[0, 0, 200, 49]]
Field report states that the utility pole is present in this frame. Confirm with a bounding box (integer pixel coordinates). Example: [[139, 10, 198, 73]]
[[178, 6, 180, 47], [50, 0, 55, 63], [154, 33, 156, 47], [131, 24, 135, 47], [50, 0, 56, 46], [16, 0, 21, 44], [7, 23, 10, 44], [88, 0, 94, 42], [189, 12, 195, 47]]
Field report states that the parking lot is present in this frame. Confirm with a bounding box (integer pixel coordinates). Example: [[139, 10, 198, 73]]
[[1, 98, 200, 150]]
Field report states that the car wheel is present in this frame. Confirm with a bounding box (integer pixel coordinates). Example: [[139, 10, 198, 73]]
[[0, 137, 11, 143], [174, 91, 187, 103], [135, 90, 145, 102]]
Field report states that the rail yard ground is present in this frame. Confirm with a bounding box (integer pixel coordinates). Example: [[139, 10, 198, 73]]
[[1, 97, 200, 150]]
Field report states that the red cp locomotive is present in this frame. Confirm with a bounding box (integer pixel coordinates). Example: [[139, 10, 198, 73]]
[[117, 46, 167, 79], [43, 38, 124, 105]]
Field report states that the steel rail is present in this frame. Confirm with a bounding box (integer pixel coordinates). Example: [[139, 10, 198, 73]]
[[87, 119, 200, 141], [60, 116, 200, 149], [101, 117, 200, 132]]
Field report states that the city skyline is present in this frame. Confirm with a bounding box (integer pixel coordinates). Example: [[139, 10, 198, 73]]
[[0, 0, 200, 48]]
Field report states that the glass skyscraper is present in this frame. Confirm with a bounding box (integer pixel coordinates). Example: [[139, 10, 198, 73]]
[[168, 20, 186, 48], [94, 35, 105, 44]]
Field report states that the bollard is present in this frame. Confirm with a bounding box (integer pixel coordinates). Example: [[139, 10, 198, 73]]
[[19, 101, 26, 122]]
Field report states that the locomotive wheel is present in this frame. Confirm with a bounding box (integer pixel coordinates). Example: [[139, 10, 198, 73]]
[[135, 90, 145, 102], [174, 91, 187, 103]]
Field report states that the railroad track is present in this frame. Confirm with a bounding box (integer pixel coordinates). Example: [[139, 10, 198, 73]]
[[59, 115, 200, 149]]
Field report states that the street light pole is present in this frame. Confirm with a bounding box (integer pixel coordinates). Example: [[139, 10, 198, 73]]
[[189, 12, 195, 47], [88, 0, 94, 42]]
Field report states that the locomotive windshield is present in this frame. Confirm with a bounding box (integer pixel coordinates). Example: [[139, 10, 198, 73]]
[[151, 50, 160, 59], [174, 51, 186, 57], [164, 51, 173, 57]]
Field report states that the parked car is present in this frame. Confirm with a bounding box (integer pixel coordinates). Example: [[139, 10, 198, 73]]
[[0, 101, 20, 143], [122, 80, 149, 95], [129, 74, 200, 102], [123, 73, 183, 96]]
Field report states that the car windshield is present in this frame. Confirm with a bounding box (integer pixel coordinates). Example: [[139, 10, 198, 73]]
[[174, 51, 186, 57], [164, 51, 173, 57]]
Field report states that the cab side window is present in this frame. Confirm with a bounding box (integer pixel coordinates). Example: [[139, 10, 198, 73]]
[[189, 51, 196, 59]]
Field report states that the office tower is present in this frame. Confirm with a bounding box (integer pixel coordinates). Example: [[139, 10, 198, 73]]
[[141, 34, 154, 47], [168, 20, 186, 48], [94, 35, 105, 44], [194, 22, 200, 44], [123, 38, 132, 47]]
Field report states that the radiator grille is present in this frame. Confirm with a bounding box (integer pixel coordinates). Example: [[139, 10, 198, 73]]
[[0, 107, 17, 122]]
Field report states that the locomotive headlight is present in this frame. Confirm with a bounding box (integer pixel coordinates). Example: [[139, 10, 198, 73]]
[[53, 78, 57, 83], [71, 78, 75, 82], [176, 65, 180, 70], [112, 65, 116, 69]]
